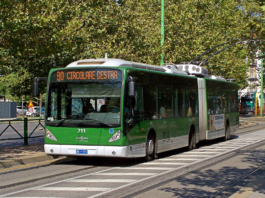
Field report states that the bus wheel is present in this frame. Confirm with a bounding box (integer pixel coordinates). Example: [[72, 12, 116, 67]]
[[224, 124, 230, 141], [188, 131, 196, 151], [145, 134, 155, 161]]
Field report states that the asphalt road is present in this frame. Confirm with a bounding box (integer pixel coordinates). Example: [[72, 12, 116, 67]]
[[0, 118, 265, 198]]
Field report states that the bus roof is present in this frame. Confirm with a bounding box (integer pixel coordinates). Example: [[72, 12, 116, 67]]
[[66, 58, 188, 75], [65, 58, 226, 81]]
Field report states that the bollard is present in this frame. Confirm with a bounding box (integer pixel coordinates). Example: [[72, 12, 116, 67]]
[[24, 117, 28, 146]]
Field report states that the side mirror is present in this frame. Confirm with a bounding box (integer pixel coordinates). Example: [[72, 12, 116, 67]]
[[128, 81, 135, 98], [33, 77, 48, 97]]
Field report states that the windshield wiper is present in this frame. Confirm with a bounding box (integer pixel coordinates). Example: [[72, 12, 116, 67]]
[[56, 116, 72, 127], [83, 118, 112, 127]]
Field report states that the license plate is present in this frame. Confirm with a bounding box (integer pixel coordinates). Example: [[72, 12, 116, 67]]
[[76, 150, 87, 154]]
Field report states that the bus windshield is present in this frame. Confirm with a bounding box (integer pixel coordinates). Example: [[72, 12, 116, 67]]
[[46, 69, 122, 127]]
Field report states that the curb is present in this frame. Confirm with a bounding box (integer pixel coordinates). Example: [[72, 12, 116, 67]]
[[0, 154, 58, 169]]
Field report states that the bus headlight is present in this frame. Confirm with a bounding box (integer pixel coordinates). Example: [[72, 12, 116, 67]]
[[46, 129, 57, 141], [108, 130, 121, 142]]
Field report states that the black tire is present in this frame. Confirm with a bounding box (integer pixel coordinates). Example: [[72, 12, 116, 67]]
[[145, 134, 155, 161], [224, 124, 230, 141], [188, 131, 196, 151]]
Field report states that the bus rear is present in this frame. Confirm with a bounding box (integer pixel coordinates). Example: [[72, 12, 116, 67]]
[[44, 68, 130, 157]]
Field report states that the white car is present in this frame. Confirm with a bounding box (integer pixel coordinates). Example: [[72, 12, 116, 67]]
[[26, 106, 40, 117], [16, 106, 27, 115]]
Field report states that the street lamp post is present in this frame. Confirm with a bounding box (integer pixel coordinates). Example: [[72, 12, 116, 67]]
[[260, 52, 264, 117], [160, 0, 164, 65]]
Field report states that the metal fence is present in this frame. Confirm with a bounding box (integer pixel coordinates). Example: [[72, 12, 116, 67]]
[[0, 118, 45, 145]]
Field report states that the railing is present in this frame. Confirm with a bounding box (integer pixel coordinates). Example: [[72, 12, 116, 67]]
[[0, 118, 45, 145]]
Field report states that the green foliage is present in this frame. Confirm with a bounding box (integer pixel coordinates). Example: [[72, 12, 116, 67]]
[[0, 0, 264, 100]]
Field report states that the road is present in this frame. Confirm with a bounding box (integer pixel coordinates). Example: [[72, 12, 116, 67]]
[[0, 118, 265, 198], [0, 120, 44, 147]]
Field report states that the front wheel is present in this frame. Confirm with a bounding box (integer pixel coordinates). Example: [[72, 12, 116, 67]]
[[145, 134, 155, 161], [224, 124, 230, 141], [188, 131, 196, 151]]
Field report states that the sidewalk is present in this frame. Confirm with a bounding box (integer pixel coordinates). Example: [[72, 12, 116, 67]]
[[0, 143, 60, 170]]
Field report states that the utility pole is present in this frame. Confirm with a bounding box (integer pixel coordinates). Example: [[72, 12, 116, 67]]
[[260, 52, 264, 117], [160, 0, 164, 65]]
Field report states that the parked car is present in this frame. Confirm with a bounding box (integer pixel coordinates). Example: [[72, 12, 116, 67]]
[[35, 107, 45, 117], [26, 106, 40, 117], [16, 106, 27, 115]]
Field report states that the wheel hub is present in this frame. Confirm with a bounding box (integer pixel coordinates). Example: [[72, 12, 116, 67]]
[[147, 139, 154, 155]]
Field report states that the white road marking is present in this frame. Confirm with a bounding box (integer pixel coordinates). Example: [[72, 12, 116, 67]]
[[143, 162, 188, 165], [0, 167, 119, 197], [68, 179, 136, 183], [158, 158, 198, 161], [231, 143, 249, 145], [198, 148, 230, 151], [186, 151, 219, 154], [94, 173, 156, 176], [121, 167, 173, 170], [176, 155, 212, 157], [34, 187, 111, 191]]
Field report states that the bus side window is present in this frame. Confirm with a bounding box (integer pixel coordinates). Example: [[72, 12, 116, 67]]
[[228, 92, 231, 113], [133, 85, 144, 121], [174, 88, 185, 118], [158, 87, 173, 119], [143, 85, 156, 120], [135, 85, 143, 112], [185, 89, 198, 117], [174, 89, 179, 117]]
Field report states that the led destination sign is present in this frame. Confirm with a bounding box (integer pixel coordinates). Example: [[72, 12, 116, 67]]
[[52, 69, 121, 82]]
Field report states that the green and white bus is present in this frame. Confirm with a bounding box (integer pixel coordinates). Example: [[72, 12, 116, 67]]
[[40, 58, 239, 160]]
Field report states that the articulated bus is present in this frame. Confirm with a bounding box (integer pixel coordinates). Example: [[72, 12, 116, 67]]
[[239, 95, 254, 114], [39, 59, 239, 161]]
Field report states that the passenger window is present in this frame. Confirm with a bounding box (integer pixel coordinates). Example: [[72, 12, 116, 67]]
[[143, 85, 157, 120], [185, 89, 198, 116], [174, 88, 185, 118], [135, 85, 143, 112], [158, 87, 173, 119]]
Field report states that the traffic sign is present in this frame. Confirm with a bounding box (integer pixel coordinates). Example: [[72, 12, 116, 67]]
[[28, 101, 34, 108]]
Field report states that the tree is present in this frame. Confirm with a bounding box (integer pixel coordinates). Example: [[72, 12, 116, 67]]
[[0, 0, 264, 100]]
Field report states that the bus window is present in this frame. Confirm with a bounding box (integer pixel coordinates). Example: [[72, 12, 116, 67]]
[[158, 87, 173, 119], [135, 85, 143, 112], [227, 92, 231, 112], [49, 87, 67, 120], [174, 89, 180, 117], [185, 89, 198, 116], [143, 85, 157, 120]]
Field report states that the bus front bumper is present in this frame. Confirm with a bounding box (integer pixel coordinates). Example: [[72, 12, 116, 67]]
[[44, 144, 133, 158]]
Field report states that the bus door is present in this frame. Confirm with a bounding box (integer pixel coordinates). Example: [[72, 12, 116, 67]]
[[125, 84, 145, 153]]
